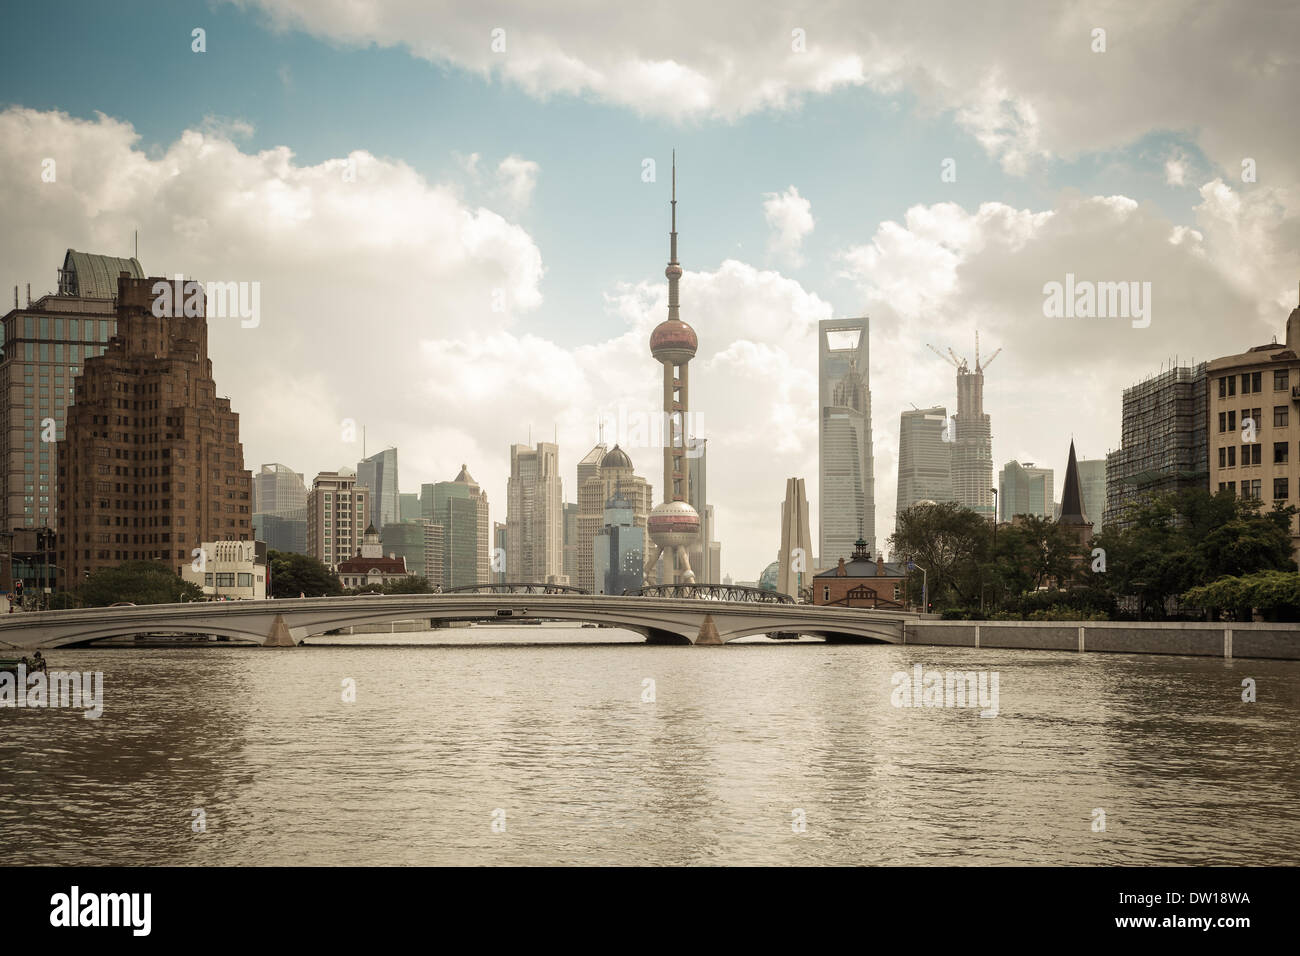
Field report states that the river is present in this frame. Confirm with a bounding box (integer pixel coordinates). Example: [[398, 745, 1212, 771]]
[[2, 627, 1296, 865]]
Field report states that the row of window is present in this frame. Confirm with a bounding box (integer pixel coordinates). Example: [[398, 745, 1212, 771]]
[[1218, 369, 1291, 398], [1217, 441, 1300, 467], [1217, 407, 1290, 431], [1218, 478, 1292, 499]]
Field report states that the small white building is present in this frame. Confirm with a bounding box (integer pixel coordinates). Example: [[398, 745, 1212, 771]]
[[180, 540, 268, 600]]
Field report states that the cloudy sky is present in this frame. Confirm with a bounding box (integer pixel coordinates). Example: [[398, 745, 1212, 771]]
[[2, 0, 1298, 580]]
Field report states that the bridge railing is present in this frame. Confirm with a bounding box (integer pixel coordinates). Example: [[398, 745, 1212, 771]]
[[628, 584, 796, 604], [439, 583, 591, 595]]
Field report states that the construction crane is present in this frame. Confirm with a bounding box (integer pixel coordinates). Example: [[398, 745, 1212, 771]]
[[926, 343, 966, 372], [928, 333, 1002, 372]]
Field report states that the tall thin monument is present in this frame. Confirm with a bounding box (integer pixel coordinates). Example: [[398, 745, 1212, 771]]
[[645, 153, 701, 584]]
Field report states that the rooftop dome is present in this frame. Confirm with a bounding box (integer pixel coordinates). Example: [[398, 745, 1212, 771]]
[[648, 499, 700, 546], [601, 444, 633, 470]]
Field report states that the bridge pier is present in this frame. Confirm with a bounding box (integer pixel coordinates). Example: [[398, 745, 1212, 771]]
[[695, 614, 722, 645], [264, 614, 297, 647]]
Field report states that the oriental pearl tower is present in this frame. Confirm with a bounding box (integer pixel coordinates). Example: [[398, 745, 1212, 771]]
[[645, 153, 701, 585]]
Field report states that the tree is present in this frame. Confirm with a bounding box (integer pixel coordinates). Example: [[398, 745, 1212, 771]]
[[383, 576, 435, 594], [889, 502, 990, 610], [80, 561, 205, 606], [1184, 569, 1300, 622], [268, 551, 342, 598]]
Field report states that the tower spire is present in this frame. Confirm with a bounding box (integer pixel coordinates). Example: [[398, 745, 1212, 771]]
[[665, 150, 681, 324]]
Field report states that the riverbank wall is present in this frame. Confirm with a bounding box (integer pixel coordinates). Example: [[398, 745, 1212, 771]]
[[902, 620, 1300, 661]]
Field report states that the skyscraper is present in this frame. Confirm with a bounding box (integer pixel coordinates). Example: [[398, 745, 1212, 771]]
[[251, 462, 307, 553], [928, 335, 998, 520], [307, 470, 369, 567], [576, 444, 651, 591], [356, 447, 398, 531], [819, 317, 875, 562], [593, 493, 645, 595], [506, 441, 563, 582], [1104, 364, 1208, 529], [645, 154, 702, 585], [778, 477, 813, 597], [1077, 458, 1107, 532], [896, 406, 953, 514], [57, 274, 252, 581], [998, 461, 1054, 520], [452, 464, 491, 584], [2, 249, 141, 533], [422, 475, 481, 589], [686, 436, 716, 582]]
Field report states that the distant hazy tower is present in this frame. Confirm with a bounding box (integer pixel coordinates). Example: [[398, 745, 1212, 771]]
[[778, 478, 813, 597], [645, 154, 702, 585], [927, 334, 999, 520], [819, 317, 876, 563], [506, 442, 563, 582], [896, 406, 953, 514]]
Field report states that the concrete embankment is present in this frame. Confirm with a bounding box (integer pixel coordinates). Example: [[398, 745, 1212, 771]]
[[903, 620, 1300, 661]]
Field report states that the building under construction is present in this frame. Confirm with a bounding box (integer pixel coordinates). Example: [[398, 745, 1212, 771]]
[[1103, 363, 1208, 528], [927, 335, 998, 519]]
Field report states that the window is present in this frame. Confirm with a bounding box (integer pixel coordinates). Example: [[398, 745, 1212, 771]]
[[822, 586, 830, 602], [1219, 377, 1228, 398], [1228, 410, 1237, 431], [1218, 412, 1227, 433], [1253, 371, 1262, 392], [1219, 447, 1227, 468], [1242, 444, 1261, 466], [1228, 446, 1236, 466], [1228, 376, 1236, 396], [1275, 369, 1289, 391], [1275, 442, 1289, 464], [1242, 373, 1251, 394], [1246, 479, 1262, 500], [1275, 406, 1290, 427], [1274, 478, 1289, 500]]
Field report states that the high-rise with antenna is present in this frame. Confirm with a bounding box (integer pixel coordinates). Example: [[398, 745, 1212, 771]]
[[925, 332, 1000, 519]]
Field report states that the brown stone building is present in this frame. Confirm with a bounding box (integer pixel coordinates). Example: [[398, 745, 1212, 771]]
[[56, 275, 252, 581], [812, 537, 906, 609], [1206, 290, 1300, 558]]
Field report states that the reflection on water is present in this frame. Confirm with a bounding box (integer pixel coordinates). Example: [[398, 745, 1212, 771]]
[[2, 629, 1297, 865]]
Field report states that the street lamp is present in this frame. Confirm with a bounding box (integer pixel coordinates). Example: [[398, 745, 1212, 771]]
[[907, 559, 928, 614]]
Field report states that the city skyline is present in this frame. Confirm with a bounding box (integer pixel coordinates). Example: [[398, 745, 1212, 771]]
[[3, 3, 1298, 579]]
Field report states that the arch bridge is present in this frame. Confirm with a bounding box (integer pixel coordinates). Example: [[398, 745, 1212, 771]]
[[0, 593, 917, 650]]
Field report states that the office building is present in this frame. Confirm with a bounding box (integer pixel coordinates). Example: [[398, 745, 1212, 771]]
[[896, 406, 953, 514], [307, 470, 369, 567], [999, 461, 1054, 521], [819, 316, 876, 561], [1, 249, 140, 533], [1104, 363, 1208, 529], [506, 441, 563, 583], [1206, 291, 1300, 556], [1077, 458, 1107, 532], [593, 493, 645, 595], [56, 274, 252, 582], [576, 444, 651, 591], [356, 447, 398, 531], [251, 462, 307, 553]]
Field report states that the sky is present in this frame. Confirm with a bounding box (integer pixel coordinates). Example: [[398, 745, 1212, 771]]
[[1, 0, 1298, 580]]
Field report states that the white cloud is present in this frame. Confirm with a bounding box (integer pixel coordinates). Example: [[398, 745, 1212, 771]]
[[242, 0, 1300, 183], [762, 186, 814, 266], [496, 154, 539, 208], [0, 106, 840, 580]]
